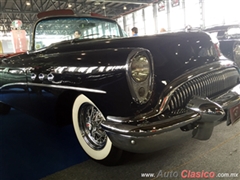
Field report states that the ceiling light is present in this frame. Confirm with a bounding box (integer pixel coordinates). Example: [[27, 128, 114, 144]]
[[123, 6, 127, 10], [102, 6, 106, 9], [68, 4, 72, 8], [26, 2, 31, 6]]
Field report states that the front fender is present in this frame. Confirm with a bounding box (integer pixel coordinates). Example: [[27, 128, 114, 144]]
[[0, 47, 155, 122]]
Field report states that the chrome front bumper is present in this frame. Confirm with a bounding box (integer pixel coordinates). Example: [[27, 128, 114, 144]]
[[101, 84, 240, 153]]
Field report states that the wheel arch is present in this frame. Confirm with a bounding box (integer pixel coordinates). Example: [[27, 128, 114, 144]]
[[54, 90, 108, 126]]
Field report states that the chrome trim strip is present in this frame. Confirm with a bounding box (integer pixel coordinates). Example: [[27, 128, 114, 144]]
[[107, 116, 132, 123], [0, 83, 27, 89], [0, 82, 106, 94]]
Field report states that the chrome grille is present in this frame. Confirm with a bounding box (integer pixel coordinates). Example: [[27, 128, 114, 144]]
[[167, 68, 239, 113]]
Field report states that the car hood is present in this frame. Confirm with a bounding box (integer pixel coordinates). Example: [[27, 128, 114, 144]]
[[48, 32, 218, 79], [2, 32, 219, 82]]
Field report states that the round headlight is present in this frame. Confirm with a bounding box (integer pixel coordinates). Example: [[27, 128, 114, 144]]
[[131, 55, 150, 82]]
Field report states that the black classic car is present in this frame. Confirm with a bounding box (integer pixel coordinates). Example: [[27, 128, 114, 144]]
[[1, 15, 240, 165], [205, 24, 240, 68]]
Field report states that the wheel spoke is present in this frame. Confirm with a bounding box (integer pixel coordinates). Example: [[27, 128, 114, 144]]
[[79, 103, 107, 150]]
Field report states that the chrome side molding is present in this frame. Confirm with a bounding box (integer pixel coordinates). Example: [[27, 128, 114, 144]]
[[0, 82, 106, 94]]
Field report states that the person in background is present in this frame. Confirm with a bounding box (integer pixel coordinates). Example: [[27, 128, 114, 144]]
[[74, 30, 81, 39], [131, 27, 138, 36], [160, 28, 167, 33]]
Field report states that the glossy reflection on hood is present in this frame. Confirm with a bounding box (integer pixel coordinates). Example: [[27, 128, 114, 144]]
[[53, 65, 127, 74]]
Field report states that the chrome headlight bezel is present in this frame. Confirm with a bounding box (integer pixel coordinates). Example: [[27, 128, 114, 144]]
[[126, 49, 154, 104]]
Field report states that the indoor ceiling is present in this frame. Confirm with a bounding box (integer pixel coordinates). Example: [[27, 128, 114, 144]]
[[0, 0, 157, 31]]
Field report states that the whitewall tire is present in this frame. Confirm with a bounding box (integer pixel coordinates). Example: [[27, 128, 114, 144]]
[[72, 94, 122, 165]]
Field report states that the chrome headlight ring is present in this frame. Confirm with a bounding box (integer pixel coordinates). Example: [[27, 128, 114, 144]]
[[126, 49, 154, 104]]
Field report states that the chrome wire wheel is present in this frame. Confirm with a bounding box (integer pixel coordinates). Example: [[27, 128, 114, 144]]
[[72, 94, 113, 161], [79, 103, 107, 150]]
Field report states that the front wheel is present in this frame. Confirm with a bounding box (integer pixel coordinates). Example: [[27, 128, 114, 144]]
[[72, 94, 123, 165]]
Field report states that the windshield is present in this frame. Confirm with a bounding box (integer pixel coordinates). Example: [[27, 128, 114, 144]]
[[34, 16, 125, 50]]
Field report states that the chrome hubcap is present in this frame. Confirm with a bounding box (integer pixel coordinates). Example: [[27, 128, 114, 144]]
[[79, 103, 107, 150]]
